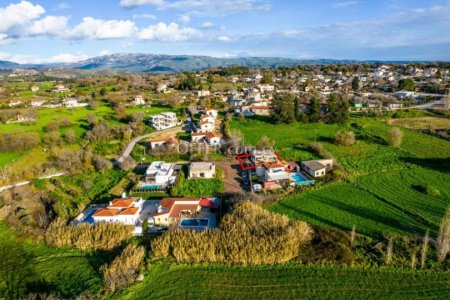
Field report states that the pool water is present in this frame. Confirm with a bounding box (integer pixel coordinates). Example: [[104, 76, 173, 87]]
[[139, 184, 162, 190], [180, 218, 209, 227], [291, 173, 308, 182]]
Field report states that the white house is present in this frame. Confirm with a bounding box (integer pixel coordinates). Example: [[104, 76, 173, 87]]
[[199, 121, 215, 132], [31, 100, 46, 107], [394, 91, 415, 99], [31, 85, 40, 92], [205, 109, 218, 118], [198, 90, 211, 97], [92, 197, 144, 225], [149, 112, 178, 130], [301, 159, 334, 178], [62, 98, 88, 108], [189, 162, 216, 179], [258, 84, 275, 93], [8, 100, 22, 107], [133, 95, 146, 106], [144, 161, 177, 187], [52, 85, 70, 93], [191, 132, 221, 146]]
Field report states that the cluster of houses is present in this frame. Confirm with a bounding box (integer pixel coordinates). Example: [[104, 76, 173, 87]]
[[137, 161, 216, 190], [74, 194, 220, 234], [237, 149, 335, 190]]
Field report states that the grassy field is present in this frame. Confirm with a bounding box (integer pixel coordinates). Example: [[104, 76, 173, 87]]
[[117, 264, 450, 299], [231, 116, 450, 236], [388, 116, 450, 130], [0, 223, 102, 298]]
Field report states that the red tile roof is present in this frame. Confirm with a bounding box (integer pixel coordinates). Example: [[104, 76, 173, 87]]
[[169, 204, 199, 218], [205, 132, 221, 139], [118, 207, 139, 216], [93, 208, 119, 217], [109, 198, 134, 208]]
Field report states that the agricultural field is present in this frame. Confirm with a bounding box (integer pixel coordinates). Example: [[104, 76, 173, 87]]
[[0, 223, 102, 298], [388, 116, 450, 130], [230, 115, 450, 236], [117, 264, 450, 299]]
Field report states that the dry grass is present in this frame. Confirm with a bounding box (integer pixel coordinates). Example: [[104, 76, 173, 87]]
[[388, 117, 450, 130]]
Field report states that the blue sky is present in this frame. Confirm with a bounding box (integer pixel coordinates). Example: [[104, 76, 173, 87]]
[[0, 0, 450, 63]]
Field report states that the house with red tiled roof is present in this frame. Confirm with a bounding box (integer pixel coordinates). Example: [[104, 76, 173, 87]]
[[91, 197, 144, 225], [191, 131, 221, 146], [151, 197, 219, 228]]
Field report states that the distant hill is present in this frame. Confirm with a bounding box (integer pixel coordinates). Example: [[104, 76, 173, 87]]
[[0, 53, 363, 73]]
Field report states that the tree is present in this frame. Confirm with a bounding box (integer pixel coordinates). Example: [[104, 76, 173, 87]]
[[335, 131, 355, 146], [386, 127, 403, 147], [101, 244, 145, 292], [270, 94, 295, 124], [65, 130, 76, 143], [352, 76, 360, 91], [93, 155, 113, 173], [261, 72, 273, 84], [308, 96, 321, 123], [120, 156, 136, 171], [256, 135, 275, 150], [88, 100, 99, 110], [326, 93, 349, 124], [86, 113, 97, 127], [398, 78, 416, 91]]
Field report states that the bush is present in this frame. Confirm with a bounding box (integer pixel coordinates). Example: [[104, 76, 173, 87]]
[[386, 127, 403, 147], [101, 243, 145, 292], [45, 219, 133, 250], [152, 201, 313, 265], [335, 131, 356, 146]]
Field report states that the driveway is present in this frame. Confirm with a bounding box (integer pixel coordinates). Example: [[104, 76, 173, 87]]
[[216, 161, 246, 193]]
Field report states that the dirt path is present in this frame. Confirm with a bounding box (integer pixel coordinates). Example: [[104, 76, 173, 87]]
[[216, 161, 244, 193]]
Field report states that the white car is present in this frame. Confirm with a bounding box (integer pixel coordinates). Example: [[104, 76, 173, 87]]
[[253, 184, 262, 192]]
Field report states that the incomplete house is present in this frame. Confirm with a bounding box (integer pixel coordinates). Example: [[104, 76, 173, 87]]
[[301, 159, 335, 178], [149, 112, 178, 130], [188, 162, 216, 179], [143, 161, 177, 187]]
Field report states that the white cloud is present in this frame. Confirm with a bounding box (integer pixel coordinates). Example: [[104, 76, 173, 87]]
[[138, 22, 201, 41], [57, 2, 71, 10], [179, 15, 190, 23], [119, 0, 271, 15], [0, 51, 88, 64], [0, 1, 45, 32], [99, 50, 110, 56], [201, 22, 215, 30], [121, 41, 134, 48], [132, 14, 157, 20], [28, 16, 69, 36], [120, 0, 165, 7], [49, 53, 89, 63], [218, 35, 231, 42], [333, 1, 359, 9], [68, 17, 137, 39]]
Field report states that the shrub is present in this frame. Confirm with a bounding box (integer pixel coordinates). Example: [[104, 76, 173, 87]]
[[335, 131, 355, 146], [386, 127, 403, 147], [45, 219, 133, 250], [101, 243, 145, 292], [152, 201, 313, 265]]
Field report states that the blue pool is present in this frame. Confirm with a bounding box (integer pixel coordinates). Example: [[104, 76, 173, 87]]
[[180, 218, 209, 227], [291, 173, 315, 186], [139, 184, 162, 190]]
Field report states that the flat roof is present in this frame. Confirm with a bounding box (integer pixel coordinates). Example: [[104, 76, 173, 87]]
[[302, 160, 326, 171]]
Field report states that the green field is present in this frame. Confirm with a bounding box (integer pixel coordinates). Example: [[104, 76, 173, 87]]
[[117, 264, 450, 299], [231, 116, 450, 236], [0, 223, 102, 298]]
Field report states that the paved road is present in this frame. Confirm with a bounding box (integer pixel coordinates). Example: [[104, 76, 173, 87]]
[[117, 126, 183, 163]]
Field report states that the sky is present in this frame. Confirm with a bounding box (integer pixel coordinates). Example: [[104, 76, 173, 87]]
[[0, 0, 450, 64]]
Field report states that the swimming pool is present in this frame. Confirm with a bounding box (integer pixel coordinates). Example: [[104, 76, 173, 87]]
[[180, 218, 209, 227], [291, 173, 315, 186], [138, 184, 162, 190]]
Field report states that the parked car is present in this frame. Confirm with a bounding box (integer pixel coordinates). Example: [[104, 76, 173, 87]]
[[243, 178, 250, 185], [253, 184, 262, 192], [241, 171, 249, 179]]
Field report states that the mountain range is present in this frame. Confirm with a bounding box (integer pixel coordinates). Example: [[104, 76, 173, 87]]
[[0, 53, 387, 73]]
